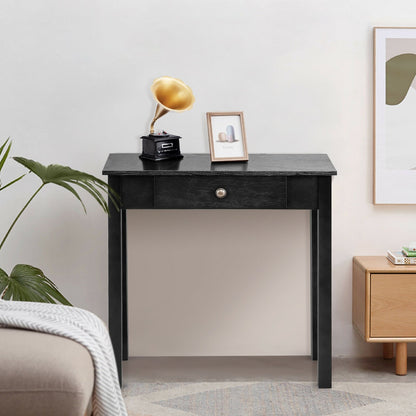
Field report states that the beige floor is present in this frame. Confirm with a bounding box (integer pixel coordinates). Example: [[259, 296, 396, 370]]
[[123, 355, 416, 384], [123, 356, 416, 415]]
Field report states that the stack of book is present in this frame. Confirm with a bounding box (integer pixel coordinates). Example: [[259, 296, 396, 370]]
[[387, 247, 416, 265]]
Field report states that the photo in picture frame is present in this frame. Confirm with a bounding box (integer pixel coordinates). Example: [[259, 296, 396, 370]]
[[206, 112, 248, 162], [374, 27, 416, 204]]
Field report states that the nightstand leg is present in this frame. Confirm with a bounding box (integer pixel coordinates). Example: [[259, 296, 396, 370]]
[[396, 342, 407, 375], [383, 343, 394, 360]]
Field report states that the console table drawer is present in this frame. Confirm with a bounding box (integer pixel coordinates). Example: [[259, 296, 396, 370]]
[[371, 274, 416, 338], [155, 176, 287, 209]]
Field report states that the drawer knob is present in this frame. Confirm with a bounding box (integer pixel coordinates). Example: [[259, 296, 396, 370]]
[[215, 188, 227, 199]]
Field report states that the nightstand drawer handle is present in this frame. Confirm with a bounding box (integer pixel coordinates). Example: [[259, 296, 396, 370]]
[[215, 188, 227, 199]]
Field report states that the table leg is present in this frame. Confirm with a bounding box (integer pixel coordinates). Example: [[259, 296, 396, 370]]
[[108, 176, 123, 385], [122, 209, 128, 361], [311, 210, 318, 361], [318, 176, 332, 388]]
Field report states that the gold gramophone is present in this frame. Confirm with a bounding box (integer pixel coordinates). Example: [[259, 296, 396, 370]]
[[140, 76, 195, 161]]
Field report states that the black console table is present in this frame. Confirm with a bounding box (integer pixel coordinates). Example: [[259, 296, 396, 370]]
[[103, 153, 336, 388]]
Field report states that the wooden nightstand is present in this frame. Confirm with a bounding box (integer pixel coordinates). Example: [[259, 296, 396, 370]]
[[353, 256, 416, 375]]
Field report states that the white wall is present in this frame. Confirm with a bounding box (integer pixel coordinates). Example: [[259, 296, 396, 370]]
[[1, 0, 416, 357]]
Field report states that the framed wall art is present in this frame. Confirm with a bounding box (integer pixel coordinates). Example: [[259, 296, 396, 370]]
[[206, 112, 248, 162], [374, 27, 416, 204]]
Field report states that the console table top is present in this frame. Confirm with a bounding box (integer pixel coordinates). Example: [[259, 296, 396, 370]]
[[103, 153, 337, 176]]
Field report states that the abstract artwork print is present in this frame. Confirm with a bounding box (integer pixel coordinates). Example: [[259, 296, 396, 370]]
[[374, 27, 416, 203]]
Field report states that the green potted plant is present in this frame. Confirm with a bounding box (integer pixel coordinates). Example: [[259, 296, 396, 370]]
[[0, 138, 118, 305]]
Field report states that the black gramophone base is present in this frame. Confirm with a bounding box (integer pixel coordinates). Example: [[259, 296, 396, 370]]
[[140, 133, 183, 161]]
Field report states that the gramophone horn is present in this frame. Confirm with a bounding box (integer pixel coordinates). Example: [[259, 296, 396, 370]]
[[149, 76, 195, 134]]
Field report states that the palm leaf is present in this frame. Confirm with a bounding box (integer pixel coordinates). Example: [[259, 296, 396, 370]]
[[0, 139, 9, 155], [0, 174, 26, 192], [0, 138, 11, 173], [13, 157, 119, 213], [0, 264, 72, 305], [0, 268, 9, 295], [0, 139, 25, 191]]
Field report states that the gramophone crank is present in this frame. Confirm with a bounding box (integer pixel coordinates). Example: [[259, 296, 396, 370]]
[[140, 76, 195, 161]]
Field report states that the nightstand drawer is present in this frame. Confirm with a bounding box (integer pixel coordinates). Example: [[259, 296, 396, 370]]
[[155, 176, 287, 209], [371, 273, 416, 337]]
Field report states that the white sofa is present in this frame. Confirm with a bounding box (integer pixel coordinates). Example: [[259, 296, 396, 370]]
[[0, 328, 94, 416]]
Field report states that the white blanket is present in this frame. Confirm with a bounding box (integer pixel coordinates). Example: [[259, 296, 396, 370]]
[[0, 300, 127, 416]]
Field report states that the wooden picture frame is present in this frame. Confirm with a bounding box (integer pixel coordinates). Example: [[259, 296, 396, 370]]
[[374, 27, 416, 204], [206, 112, 249, 162]]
